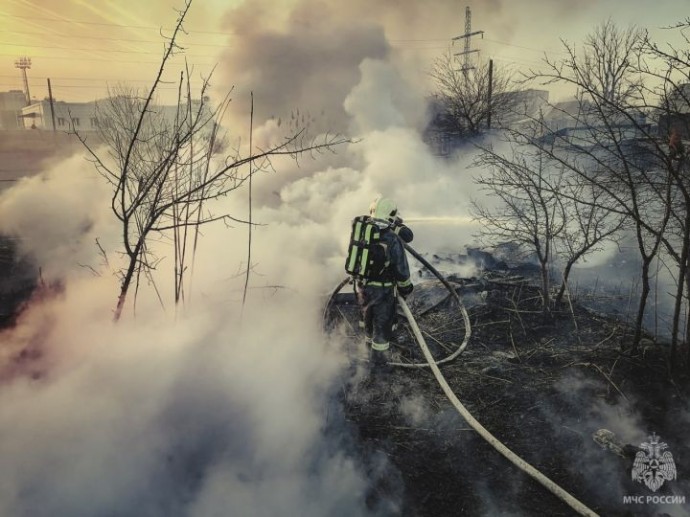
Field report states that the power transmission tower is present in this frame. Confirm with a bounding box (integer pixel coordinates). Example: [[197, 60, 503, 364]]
[[452, 6, 483, 77], [14, 56, 32, 106]]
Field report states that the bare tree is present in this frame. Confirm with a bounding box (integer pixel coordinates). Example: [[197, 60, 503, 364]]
[[553, 177, 627, 305], [169, 64, 231, 309], [430, 51, 519, 138], [75, 0, 348, 321], [468, 18, 690, 368], [472, 145, 566, 313], [580, 18, 645, 105], [631, 19, 690, 364], [517, 20, 678, 352], [473, 140, 627, 315]]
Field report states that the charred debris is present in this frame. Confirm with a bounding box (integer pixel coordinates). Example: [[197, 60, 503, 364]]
[[326, 246, 690, 516], [1, 234, 689, 514], [0, 235, 35, 327]]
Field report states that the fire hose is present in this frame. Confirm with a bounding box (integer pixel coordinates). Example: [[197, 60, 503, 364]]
[[397, 294, 599, 517], [324, 242, 599, 516], [323, 242, 471, 368]]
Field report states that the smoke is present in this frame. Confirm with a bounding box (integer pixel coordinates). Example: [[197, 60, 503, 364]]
[[399, 394, 431, 427], [217, 0, 390, 134], [0, 148, 380, 514], [0, 25, 486, 517], [0, 276, 378, 516], [215, 0, 601, 132], [529, 371, 690, 515], [0, 153, 115, 282], [1, 0, 623, 514], [215, 0, 621, 129]]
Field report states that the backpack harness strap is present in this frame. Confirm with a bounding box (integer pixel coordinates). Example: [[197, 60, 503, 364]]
[[360, 279, 395, 287]]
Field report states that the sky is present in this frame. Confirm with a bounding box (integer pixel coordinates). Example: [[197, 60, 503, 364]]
[[0, 0, 686, 105], [0, 1, 689, 516]]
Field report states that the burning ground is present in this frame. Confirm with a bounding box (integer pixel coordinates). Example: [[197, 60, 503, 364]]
[[3, 225, 690, 516], [2, 89, 690, 517], [1, 1, 689, 515], [330, 262, 690, 516]]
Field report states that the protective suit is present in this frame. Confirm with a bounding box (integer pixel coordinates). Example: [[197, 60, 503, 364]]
[[352, 198, 414, 367]]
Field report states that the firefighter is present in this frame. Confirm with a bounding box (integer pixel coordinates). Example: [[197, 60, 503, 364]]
[[353, 197, 414, 369]]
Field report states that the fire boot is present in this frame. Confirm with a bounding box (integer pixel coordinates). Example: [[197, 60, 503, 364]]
[[369, 345, 392, 375]]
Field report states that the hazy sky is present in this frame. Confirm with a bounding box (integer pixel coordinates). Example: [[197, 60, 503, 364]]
[[0, 0, 685, 104]]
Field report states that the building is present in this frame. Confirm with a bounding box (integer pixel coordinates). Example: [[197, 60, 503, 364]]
[[0, 90, 28, 129], [423, 89, 550, 156], [17, 96, 213, 133], [423, 95, 462, 156], [493, 89, 550, 129], [19, 99, 98, 131], [541, 99, 649, 148]]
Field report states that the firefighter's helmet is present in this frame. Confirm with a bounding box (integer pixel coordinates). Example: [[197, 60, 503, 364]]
[[370, 197, 398, 221]]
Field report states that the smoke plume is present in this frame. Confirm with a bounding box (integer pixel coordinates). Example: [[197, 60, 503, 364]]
[[0, 0, 621, 515]]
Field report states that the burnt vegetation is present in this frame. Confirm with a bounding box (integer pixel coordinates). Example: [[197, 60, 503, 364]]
[[331, 18, 690, 516], [0, 236, 34, 328], [3, 5, 690, 517], [434, 18, 690, 372], [330, 262, 690, 516], [70, 0, 350, 321]]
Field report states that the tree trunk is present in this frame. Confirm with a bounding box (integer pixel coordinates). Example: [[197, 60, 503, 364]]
[[631, 258, 652, 352], [540, 260, 550, 314], [555, 260, 575, 306], [113, 242, 143, 322], [685, 269, 690, 371], [671, 250, 688, 362]]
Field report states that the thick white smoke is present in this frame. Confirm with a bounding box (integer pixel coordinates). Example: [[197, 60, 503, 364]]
[[0, 276, 370, 516], [0, 153, 115, 281], [0, 149, 378, 514], [0, 30, 485, 517], [0, 0, 588, 514]]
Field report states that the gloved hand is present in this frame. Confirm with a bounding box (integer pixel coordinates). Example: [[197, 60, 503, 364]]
[[398, 282, 413, 299], [391, 217, 414, 243]]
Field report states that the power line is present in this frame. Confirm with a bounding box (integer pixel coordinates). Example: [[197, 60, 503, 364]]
[[483, 37, 568, 56], [0, 11, 235, 36], [0, 13, 571, 61], [389, 38, 454, 42], [0, 45, 449, 65], [1, 29, 233, 48], [1, 12, 565, 54], [491, 55, 548, 67], [0, 82, 197, 90], [0, 52, 215, 65], [0, 73, 207, 83], [2, 26, 463, 47], [0, 40, 221, 57]]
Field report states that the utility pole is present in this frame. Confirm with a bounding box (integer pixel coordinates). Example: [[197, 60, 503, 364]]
[[14, 57, 32, 106], [452, 6, 484, 77], [47, 78, 57, 131], [487, 59, 493, 129]]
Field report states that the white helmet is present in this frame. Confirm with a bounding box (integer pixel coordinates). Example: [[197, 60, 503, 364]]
[[370, 197, 398, 221]]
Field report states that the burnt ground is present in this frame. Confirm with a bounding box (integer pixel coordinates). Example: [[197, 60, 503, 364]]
[[2, 235, 690, 515], [327, 275, 690, 517], [0, 236, 35, 327]]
